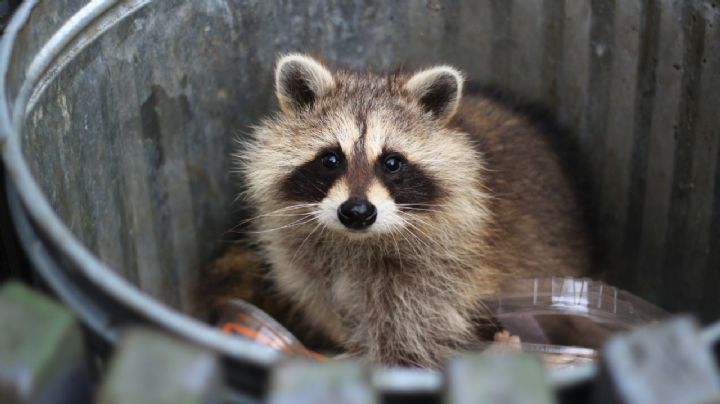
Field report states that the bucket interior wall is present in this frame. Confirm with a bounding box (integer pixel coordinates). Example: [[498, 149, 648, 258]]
[[16, 0, 720, 320]]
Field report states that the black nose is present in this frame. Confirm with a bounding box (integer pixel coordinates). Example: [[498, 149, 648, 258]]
[[337, 198, 377, 230]]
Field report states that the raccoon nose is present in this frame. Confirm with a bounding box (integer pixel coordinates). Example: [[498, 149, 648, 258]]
[[338, 198, 377, 230]]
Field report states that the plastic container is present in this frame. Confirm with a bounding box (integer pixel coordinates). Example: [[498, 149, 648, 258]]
[[214, 277, 668, 370], [216, 299, 327, 362], [480, 277, 669, 369]]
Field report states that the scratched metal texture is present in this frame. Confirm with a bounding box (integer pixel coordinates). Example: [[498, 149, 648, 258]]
[[12, 0, 720, 321]]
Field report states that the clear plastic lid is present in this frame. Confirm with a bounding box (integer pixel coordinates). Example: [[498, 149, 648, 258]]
[[213, 277, 668, 368], [215, 299, 327, 361], [479, 277, 669, 369], [485, 277, 668, 326]]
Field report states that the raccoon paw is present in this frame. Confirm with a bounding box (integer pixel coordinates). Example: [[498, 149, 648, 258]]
[[486, 330, 522, 353]]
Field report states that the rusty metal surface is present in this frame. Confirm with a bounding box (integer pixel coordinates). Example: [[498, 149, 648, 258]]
[[1, 0, 720, 393]]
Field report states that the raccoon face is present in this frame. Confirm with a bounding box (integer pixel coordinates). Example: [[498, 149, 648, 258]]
[[244, 54, 475, 239]]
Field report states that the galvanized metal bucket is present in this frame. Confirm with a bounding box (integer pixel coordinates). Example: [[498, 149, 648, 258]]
[[2, 0, 719, 398]]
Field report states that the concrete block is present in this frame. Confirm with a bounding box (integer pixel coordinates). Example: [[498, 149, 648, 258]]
[[269, 360, 376, 404], [597, 316, 720, 404], [97, 328, 223, 404], [444, 352, 555, 404], [0, 282, 86, 404]]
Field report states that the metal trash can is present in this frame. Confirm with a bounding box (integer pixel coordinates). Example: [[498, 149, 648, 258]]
[[2, 0, 719, 398]]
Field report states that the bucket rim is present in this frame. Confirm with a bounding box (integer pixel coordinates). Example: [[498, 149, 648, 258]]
[[0, 0, 280, 367]]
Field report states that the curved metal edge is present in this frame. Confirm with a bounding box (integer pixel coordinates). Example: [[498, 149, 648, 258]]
[[703, 320, 720, 347], [12, 0, 116, 133], [6, 178, 126, 342], [6, 177, 273, 398], [23, 0, 156, 116], [0, 0, 38, 146], [0, 0, 279, 368]]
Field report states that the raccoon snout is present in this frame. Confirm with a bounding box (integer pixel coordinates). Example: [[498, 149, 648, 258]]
[[337, 198, 377, 230]]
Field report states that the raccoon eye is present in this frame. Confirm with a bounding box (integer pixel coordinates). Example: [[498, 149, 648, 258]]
[[383, 155, 403, 173], [321, 152, 341, 169]]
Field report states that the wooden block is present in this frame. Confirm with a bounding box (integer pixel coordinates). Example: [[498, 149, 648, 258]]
[[0, 282, 86, 404], [269, 360, 375, 404], [97, 328, 223, 404], [444, 352, 555, 404], [597, 316, 720, 404]]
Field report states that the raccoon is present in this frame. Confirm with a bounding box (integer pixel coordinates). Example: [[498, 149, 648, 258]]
[[229, 54, 593, 367]]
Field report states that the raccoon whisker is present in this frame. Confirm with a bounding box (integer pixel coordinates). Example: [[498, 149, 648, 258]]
[[399, 218, 462, 263], [397, 207, 443, 214], [395, 215, 443, 244], [393, 185, 430, 193], [387, 225, 404, 271], [231, 126, 254, 141], [289, 220, 324, 267], [270, 202, 320, 208], [263, 203, 322, 213], [396, 203, 446, 206], [395, 203, 448, 209], [396, 206, 442, 211], [405, 232, 451, 262], [231, 191, 245, 204], [223, 212, 321, 236], [395, 204, 446, 215], [231, 214, 320, 234], [392, 218, 438, 257], [395, 205, 446, 210], [293, 170, 330, 196], [235, 211, 316, 226], [227, 203, 320, 229], [393, 227, 422, 260], [269, 212, 321, 217], [399, 211, 455, 237], [402, 214, 446, 233]]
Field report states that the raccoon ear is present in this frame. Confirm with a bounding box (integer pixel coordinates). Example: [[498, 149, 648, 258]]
[[404, 66, 464, 122], [275, 54, 335, 113]]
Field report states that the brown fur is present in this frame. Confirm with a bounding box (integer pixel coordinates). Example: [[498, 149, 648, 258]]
[[192, 246, 339, 351], [451, 97, 592, 279], [198, 55, 594, 367]]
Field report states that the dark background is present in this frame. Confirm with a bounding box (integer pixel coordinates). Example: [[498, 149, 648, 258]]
[[0, 1, 21, 34], [0, 0, 28, 284]]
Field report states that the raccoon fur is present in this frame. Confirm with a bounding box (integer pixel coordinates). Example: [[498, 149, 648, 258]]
[[225, 54, 593, 367]]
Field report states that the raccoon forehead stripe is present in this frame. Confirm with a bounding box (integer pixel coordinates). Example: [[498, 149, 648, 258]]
[[345, 142, 373, 197], [364, 114, 389, 160], [335, 114, 362, 154]]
